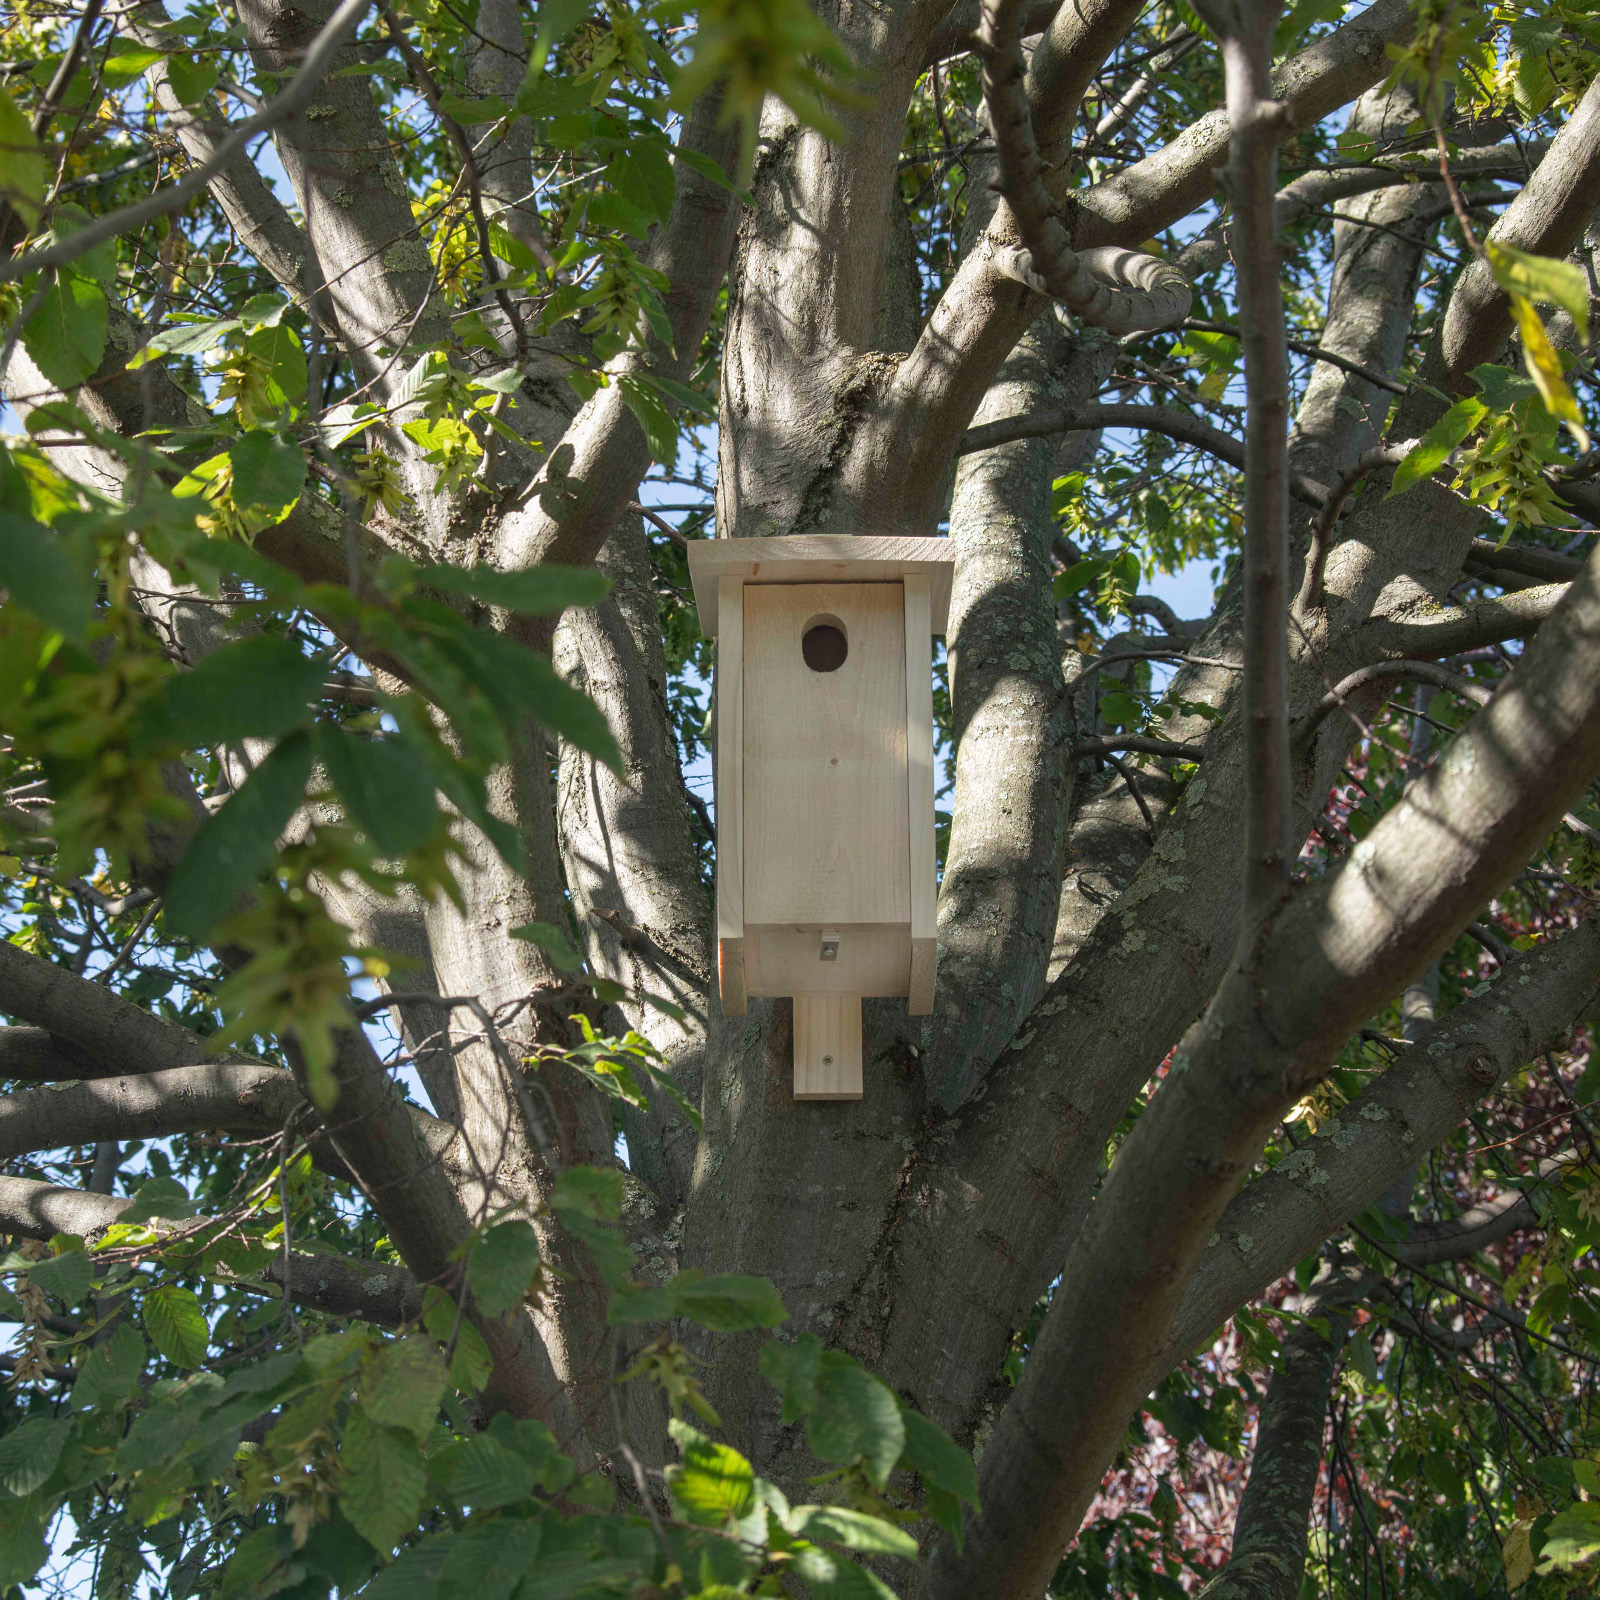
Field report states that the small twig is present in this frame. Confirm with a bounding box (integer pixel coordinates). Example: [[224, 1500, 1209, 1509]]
[[31, 0, 106, 139], [1104, 752, 1158, 841], [1181, 319, 1409, 396], [1464, 922, 1514, 965], [92, 899, 160, 986], [627, 500, 692, 548], [1072, 734, 1206, 763], [2, 0, 378, 285]]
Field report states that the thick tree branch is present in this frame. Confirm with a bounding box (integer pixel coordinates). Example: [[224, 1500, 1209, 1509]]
[[0, 1064, 459, 1175], [495, 88, 741, 580], [0, 1174, 422, 1324], [1431, 74, 1600, 391], [976, 0, 1191, 331], [1197, 1313, 1340, 1600], [1161, 914, 1600, 1374], [1364, 583, 1569, 658], [1296, 441, 1416, 613], [926, 503, 1600, 1599], [0, 939, 242, 1074]]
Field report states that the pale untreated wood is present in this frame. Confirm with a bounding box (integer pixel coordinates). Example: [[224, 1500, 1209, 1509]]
[[904, 575, 937, 1015], [687, 536, 956, 637], [747, 925, 911, 997], [744, 583, 910, 928], [716, 575, 746, 1016], [793, 995, 863, 1100]]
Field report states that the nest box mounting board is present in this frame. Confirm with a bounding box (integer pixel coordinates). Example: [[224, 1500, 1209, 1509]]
[[686, 535, 956, 1102]]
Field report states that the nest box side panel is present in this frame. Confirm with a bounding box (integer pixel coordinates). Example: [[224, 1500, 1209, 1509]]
[[743, 583, 911, 927], [904, 574, 937, 1015], [715, 576, 746, 1016]]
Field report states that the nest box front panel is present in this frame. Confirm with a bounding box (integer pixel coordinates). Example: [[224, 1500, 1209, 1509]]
[[742, 582, 910, 927]]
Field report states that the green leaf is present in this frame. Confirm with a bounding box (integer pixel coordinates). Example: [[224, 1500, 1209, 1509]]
[[315, 728, 440, 857], [0, 1418, 71, 1496], [791, 1545, 897, 1599], [1099, 690, 1142, 728], [0, 84, 45, 226], [144, 1283, 210, 1368], [422, 1286, 492, 1392], [666, 1419, 756, 1526], [47, 204, 117, 283], [1471, 363, 1539, 412], [1538, 1503, 1600, 1573], [551, 1165, 625, 1221], [435, 1520, 544, 1600], [426, 624, 623, 771], [21, 271, 108, 389], [1348, 1327, 1379, 1384], [100, 40, 165, 87], [1053, 560, 1101, 600], [761, 1332, 822, 1425], [137, 636, 326, 752], [427, 1433, 536, 1508], [165, 54, 220, 105], [1488, 240, 1591, 343], [230, 431, 306, 519], [608, 141, 676, 225], [1511, 295, 1590, 451], [468, 1219, 543, 1317], [27, 1247, 92, 1304], [617, 373, 678, 463], [219, 1524, 300, 1599], [0, 511, 92, 638], [69, 1323, 146, 1412], [340, 1411, 426, 1556], [509, 920, 584, 970], [359, 1337, 445, 1440], [808, 1350, 905, 1490], [899, 1407, 978, 1505], [246, 321, 307, 408], [799, 1506, 920, 1557], [129, 314, 242, 367], [606, 1280, 674, 1324], [356, 1533, 457, 1598], [1390, 396, 1487, 497], [419, 561, 609, 616], [164, 729, 315, 938], [669, 1270, 787, 1332]]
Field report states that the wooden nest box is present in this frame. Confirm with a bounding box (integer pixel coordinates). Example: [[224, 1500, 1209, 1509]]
[[686, 535, 956, 1101]]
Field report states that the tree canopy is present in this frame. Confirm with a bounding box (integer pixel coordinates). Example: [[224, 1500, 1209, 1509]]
[[2, 0, 1600, 1594]]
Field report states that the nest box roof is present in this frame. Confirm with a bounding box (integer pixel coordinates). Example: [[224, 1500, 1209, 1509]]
[[685, 535, 956, 637]]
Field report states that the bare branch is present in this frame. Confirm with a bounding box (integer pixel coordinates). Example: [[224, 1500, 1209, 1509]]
[[1198, 0, 1294, 928], [958, 401, 1331, 507], [1302, 660, 1491, 742], [975, 0, 1190, 332], [1073, 735, 1208, 762], [0, 938, 242, 1074], [1432, 74, 1600, 390]]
